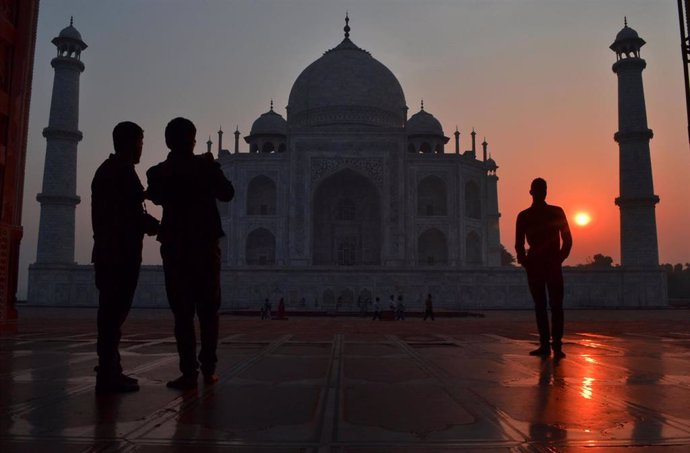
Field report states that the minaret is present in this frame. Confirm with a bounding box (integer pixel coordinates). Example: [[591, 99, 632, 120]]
[[482, 137, 488, 162], [234, 126, 240, 154], [454, 126, 460, 154], [206, 136, 212, 154], [471, 128, 477, 157], [610, 19, 659, 267], [485, 152, 501, 266], [217, 126, 223, 154], [35, 18, 87, 264]]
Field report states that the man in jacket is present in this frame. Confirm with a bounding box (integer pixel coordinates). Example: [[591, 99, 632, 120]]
[[147, 117, 234, 389], [92, 121, 159, 393]]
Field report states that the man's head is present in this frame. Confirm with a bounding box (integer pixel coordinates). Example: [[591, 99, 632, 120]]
[[530, 177, 547, 202], [165, 117, 196, 154], [112, 121, 143, 164]]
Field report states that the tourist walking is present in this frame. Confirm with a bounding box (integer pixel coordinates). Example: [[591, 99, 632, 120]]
[[515, 178, 572, 360], [277, 297, 286, 319], [423, 294, 435, 320], [396, 295, 405, 320], [147, 117, 234, 389], [372, 297, 382, 320]]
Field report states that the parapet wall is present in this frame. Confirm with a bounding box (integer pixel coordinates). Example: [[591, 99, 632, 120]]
[[27, 264, 668, 310]]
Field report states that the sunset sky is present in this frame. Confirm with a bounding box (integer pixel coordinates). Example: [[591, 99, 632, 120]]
[[18, 0, 690, 296]]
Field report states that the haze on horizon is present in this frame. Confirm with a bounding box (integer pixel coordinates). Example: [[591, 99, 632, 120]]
[[17, 0, 689, 298]]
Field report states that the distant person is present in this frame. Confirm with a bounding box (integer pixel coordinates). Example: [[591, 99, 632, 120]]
[[263, 298, 272, 320], [396, 295, 405, 320], [424, 294, 435, 321], [372, 297, 382, 320], [515, 178, 572, 359], [91, 121, 159, 393], [146, 117, 234, 389], [260, 299, 267, 319], [277, 297, 286, 319]]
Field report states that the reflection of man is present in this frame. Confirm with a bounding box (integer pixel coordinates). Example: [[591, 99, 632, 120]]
[[515, 178, 572, 359], [147, 117, 234, 390], [92, 121, 159, 393]]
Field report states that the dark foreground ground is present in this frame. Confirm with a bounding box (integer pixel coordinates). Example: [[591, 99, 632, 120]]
[[1, 308, 689, 452]]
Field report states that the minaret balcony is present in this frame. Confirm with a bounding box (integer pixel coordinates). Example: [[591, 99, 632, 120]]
[[614, 129, 653, 143], [50, 57, 85, 72], [614, 195, 660, 208], [42, 127, 83, 141], [36, 193, 81, 205]]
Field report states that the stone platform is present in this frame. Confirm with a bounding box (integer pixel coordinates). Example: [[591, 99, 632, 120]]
[[1, 308, 689, 452]]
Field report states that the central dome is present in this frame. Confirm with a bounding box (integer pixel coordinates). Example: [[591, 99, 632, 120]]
[[287, 35, 407, 128]]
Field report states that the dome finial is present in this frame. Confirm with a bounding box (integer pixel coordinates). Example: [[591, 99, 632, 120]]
[[270, 99, 274, 111], [420, 99, 424, 111], [624, 16, 628, 27], [70, 16, 73, 26], [344, 11, 350, 39]]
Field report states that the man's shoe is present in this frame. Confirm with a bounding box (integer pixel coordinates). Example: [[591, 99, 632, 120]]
[[553, 349, 566, 360], [96, 374, 140, 394], [120, 373, 138, 385], [166, 374, 198, 390], [203, 373, 219, 385], [529, 346, 551, 357]]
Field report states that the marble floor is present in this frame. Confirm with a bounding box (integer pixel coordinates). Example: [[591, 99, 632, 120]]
[[1, 308, 689, 452]]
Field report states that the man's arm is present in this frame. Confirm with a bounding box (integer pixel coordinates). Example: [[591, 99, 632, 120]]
[[559, 208, 573, 262], [145, 166, 165, 206], [211, 164, 234, 202], [515, 212, 527, 266]]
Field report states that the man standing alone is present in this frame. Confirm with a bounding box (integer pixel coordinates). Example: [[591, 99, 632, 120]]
[[147, 118, 234, 389], [92, 121, 159, 393], [515, 178, 572, 359]]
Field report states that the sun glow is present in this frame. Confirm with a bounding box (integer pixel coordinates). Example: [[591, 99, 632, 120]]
[[574, 212, 592, 227]]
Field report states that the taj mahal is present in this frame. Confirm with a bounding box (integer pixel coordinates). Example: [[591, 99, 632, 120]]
[[28, 17, 666, 310]]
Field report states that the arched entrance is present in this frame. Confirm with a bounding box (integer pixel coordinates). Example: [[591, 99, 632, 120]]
[[312, 168, 381, 265]]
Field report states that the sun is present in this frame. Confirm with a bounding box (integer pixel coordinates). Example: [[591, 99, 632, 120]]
[[574, 212, 592, 227]]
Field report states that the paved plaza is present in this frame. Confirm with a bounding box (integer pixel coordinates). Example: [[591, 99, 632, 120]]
[[1, 308, 689, 452]]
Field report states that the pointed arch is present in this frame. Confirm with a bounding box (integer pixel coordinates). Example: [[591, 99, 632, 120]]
[[247, 175, 276, 215], [417, 175, 447, 216], [312, 168, 381, 265], [418, 228, 448, 265], [246, 228, 276, 265]]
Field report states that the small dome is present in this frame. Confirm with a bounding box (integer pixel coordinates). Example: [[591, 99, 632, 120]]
[[59, 24, 82, 41], [615, 25, 639, 42], [249, 109, 287, 136], [610, 20, 645, 53], [486, 157, 498, 170], [407, 109, 444, 136]]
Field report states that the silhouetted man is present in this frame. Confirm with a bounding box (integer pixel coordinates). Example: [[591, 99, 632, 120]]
[[515, 178, 572, 359], [92, 121, 159, 393], [424, 294, 435, 321], [146, 117, 234, 390]]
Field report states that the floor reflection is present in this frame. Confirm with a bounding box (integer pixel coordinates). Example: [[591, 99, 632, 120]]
[[528, 357, 568, 445]]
